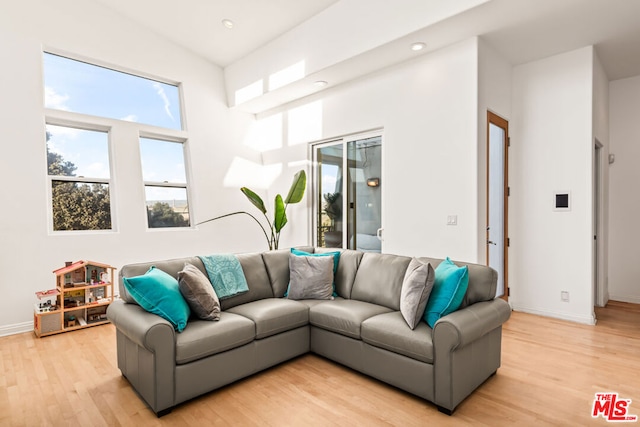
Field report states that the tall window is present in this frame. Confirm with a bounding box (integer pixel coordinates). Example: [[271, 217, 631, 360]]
[[43, 51, 188, 232], [139, 137, 190, 228], [46, 124, 112, 231]]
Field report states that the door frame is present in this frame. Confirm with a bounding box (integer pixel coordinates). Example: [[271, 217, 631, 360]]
[[486, 111, 509, 300], [593, 139, 607, 307]]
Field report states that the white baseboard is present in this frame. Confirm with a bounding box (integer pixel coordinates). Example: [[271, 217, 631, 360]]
[[0, 321, 33, 337], [608, 294, 640, 304], [510, 305, 596, 325]]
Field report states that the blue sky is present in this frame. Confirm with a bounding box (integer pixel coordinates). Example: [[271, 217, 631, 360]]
[[46, 124, 110, 178], [43, 53, 181, 130], [139, 137, 187, 184]]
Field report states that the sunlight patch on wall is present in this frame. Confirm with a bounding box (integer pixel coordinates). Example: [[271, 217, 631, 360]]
[[288, 100, 323, 146], [288, 159, 311, 169], [235, 79, 264, 105], [243, 113, 283, 152], [268, 60, 306, 91], [224, 157, 282, 190]]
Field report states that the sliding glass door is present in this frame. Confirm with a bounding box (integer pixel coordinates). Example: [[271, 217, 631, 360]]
[[312, 133, 382, 252]]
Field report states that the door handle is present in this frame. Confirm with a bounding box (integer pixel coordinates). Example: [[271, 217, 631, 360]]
[[487, 240, 497, 245], [376, 228, 383, 241]]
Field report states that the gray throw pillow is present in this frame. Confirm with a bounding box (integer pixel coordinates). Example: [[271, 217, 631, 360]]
[[287, 253, 335, 300], [177, 263, 221, 321], [400, 258, 435, 329]]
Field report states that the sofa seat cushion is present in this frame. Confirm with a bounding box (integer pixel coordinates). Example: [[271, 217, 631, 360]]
[[175, 312, 255, 364], [361, 311, 434, 363], [227, 298, 309, 339], [309, 299, 392, 340]]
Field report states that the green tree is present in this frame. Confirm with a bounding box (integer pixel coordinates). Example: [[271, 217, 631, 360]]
[[47, 147, 76, 177], [47, 134, 112, 231], [51, 181, 112, 230], [147, 202, 188, 228]]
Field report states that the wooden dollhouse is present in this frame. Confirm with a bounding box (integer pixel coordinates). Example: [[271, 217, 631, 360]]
[[34, 260, 116, 337]]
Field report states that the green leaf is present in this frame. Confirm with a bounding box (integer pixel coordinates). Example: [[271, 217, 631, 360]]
[[273, 194, 287, 233], [240, 187, 267, 214], [284, 169, 307, 204]]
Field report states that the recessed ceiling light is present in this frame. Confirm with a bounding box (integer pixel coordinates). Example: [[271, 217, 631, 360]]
[[411, 42, 426, 51], [314, 80, 328, 88], [222, 19, 234, 29]]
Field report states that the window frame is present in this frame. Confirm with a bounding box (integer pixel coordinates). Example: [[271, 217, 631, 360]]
[[139, 133, 193, 230], [45, 117, 116, 234]]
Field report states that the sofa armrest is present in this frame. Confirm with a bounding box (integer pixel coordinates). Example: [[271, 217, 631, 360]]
[[107, 299, 176, 350], [433, 298, 511, 349], [432, 298, 511, 413], [107, 300, 177, 415]]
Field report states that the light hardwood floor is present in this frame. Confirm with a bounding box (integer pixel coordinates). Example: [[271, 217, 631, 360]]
[[1, 302, 638, 426]]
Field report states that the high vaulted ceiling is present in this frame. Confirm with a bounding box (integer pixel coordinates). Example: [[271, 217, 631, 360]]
[[91, 0, 640, 112], [90, 0, 339, 67]]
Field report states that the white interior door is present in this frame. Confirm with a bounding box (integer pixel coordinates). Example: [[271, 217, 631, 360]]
[[487, 112, 509, 299]]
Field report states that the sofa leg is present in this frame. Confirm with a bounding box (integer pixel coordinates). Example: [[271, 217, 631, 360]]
[[156, 408, 172, 418], [437, 405, 454, 416]]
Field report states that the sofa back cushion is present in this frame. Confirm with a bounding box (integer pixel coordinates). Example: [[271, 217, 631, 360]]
[[220, 252, 274, 310], [417, 257, 497, 308], [261, 249, 290, 298], [261, 246, 314, 297], [119, 256, 205, 304], [350, 253, 411, 310], [315, 248, 363, 298]]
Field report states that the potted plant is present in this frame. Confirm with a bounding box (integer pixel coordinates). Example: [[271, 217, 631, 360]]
[[198, 170, 306, 250]]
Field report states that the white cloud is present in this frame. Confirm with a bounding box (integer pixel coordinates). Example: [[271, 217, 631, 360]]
[[86, 162, 110, 179], [44, 87, 70, 111], [121, 114, 139, 122], [47, 125, 82, 143], [152, 82, 174, 121]]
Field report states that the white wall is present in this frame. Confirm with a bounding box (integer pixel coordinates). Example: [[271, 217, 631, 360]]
[[609, 75, 640, 303], [259, 38, 482, 261], [510, 46, 596, 324], [0, 0, 261, 335]]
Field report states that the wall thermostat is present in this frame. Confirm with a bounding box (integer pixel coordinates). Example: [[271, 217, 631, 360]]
[[553, 191, 571, 211]]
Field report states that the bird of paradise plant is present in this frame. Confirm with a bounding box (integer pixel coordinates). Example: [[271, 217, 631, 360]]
[[198, 170, 306, 250]]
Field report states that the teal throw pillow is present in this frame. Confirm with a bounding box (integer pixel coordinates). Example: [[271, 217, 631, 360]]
[[424, 257, 469, 328], [285, 248, 341, 297], [123, 266, 191, 332]]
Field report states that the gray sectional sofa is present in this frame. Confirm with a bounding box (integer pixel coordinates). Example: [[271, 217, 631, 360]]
[[106, 247, 511, 417]]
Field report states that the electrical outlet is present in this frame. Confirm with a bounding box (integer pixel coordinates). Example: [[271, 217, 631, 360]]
[[561, 291, 570, 302], [447, 215, 457, 226]]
